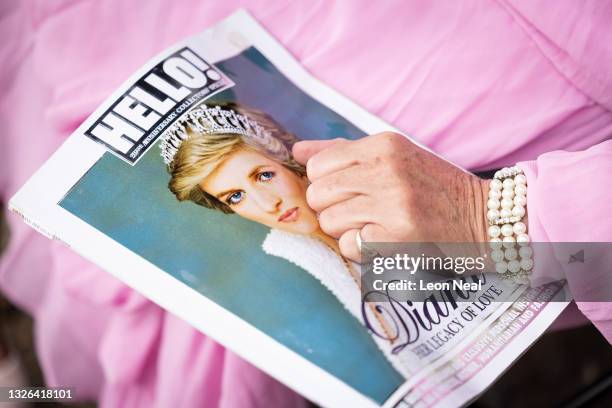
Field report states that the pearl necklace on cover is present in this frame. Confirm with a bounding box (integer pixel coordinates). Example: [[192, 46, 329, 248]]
[[486, 166, 533, 284]]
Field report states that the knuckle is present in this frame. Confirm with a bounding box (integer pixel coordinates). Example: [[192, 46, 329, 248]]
[[386, 131, 405, 143], [387, 132, 410, 153], [318, 210, 334, 234], [377, 131, 401, 144], [368, 132, 407, 159], [306, 156, 318, 179], [339, 230, 359, 259], [305, 183, 319, 209], [360, 223, 376, 242], [306, 154, 321, 180], [338, 243, 352, 259]]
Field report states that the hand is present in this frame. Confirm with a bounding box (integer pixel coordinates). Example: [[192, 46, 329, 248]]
[[292, 132, 489, 262]]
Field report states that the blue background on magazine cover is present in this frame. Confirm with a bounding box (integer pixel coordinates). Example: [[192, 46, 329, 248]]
[[60, 47, 404, 402]]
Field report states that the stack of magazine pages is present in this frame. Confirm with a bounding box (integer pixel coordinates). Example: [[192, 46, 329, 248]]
[[9, 10, 570, 408]]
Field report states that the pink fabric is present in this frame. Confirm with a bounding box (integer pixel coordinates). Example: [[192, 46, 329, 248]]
[[1, 0, 611, 405]]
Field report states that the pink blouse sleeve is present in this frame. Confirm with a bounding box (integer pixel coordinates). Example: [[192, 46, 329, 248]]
[[518, 139, 612, 343], [502, 0, 612, 342]]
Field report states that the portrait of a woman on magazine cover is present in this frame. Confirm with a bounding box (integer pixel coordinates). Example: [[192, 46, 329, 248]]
[[160, 101, 409, 375]]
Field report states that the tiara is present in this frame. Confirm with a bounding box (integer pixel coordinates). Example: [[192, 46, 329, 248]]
[[159, 105, 290, 165]]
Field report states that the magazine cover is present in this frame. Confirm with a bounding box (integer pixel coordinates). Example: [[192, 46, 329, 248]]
[[8, 10, 570, 408]]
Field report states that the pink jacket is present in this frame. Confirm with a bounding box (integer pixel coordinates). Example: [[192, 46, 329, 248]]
[[1, 0, 610, 406]]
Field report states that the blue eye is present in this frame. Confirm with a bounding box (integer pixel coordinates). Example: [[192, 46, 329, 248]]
[[227, 191, 244, 205], [258, 171, 274, 182]]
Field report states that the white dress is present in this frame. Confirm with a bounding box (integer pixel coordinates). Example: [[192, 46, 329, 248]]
[[262, 228, 412, 378]]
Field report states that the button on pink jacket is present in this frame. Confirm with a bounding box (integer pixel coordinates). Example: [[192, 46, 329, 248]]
[[1, 0, 611, 406]]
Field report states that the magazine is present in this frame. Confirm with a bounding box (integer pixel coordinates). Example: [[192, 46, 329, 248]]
[[9, 10, 570, 408]]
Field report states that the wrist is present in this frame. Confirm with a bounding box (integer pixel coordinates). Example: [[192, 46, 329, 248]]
[[485, 166, 533, 283], [468, 176, 490, 243]]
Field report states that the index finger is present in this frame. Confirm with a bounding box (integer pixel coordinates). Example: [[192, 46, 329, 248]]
[[292, 139, 341, 165], [305, 139, 362, 181]]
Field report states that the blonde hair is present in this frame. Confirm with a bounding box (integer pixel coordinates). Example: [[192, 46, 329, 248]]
[[167, 102, 305, 213]]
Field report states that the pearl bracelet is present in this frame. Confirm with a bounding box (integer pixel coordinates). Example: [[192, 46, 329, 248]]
[[486, 166, 532, 283]]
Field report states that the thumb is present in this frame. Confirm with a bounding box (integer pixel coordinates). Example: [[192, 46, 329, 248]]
[[292, 139, 342, 165]]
